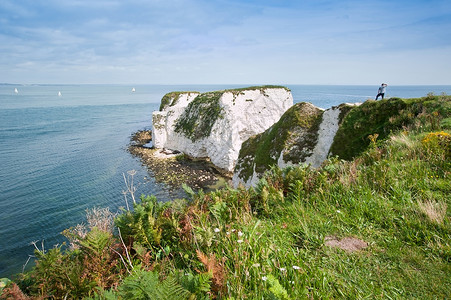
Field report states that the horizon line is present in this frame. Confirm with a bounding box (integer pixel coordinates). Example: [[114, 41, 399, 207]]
[[2, 83, 451, 87]]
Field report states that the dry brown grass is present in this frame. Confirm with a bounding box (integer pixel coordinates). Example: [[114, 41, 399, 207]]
[[0, 283, 29, 300], [336, 158, 361, 187], [418, 200, 447, 224], [63, 207, 116, 250], [196, 250, 226, 297], [86, 207, 116, 233], [390, 132, 415, 149]]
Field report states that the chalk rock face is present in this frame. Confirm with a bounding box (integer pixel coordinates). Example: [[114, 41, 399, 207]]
[[233, 102, 357, 188], [152, 92, 200, 149], [152, 86, 293, 174]]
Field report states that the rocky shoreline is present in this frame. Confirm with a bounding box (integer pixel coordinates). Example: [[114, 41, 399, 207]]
[[128, 129, 229, 191]]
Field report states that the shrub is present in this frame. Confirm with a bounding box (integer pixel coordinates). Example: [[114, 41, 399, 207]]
[[115, 195, 171, 252], [116, 269, 193, 300], [23, 246, 95, 298], [421, 131, 451, 159]]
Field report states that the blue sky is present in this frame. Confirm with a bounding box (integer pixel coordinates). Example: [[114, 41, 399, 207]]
[[1, 0, 450, 84]]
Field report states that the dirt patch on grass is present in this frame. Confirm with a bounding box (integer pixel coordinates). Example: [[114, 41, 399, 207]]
[[324, 236, 368, 252]]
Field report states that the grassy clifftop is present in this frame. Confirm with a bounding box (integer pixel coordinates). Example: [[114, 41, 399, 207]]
[[331, 94, 451, 160], [2, 95, 450, 299]]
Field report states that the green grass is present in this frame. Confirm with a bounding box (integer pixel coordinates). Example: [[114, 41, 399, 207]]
[[3, 96, 450, 299]]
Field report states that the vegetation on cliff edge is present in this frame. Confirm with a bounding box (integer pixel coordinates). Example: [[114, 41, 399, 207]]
[[330, 94, 451, 160], [174, 91, 225, 142], [159, 91, 200, 111], [1, 95, 450, 299], [173, 86, 289, 142], [235, 102, 324, 183]]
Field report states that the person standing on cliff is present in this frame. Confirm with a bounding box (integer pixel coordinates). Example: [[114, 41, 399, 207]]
[[375, 83, 388, 100]]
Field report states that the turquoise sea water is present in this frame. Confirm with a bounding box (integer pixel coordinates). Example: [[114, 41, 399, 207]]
[[1, 84, 450, 277]]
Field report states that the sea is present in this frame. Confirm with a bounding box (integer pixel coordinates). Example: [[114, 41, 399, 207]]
[[1, 84, 450, 278]]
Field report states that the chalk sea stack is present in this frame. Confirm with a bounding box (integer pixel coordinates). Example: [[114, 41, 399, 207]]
[[152, 86, 293, 176]]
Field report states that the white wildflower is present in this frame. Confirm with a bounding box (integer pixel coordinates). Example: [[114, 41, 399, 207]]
[[238, 231, 244, 237], [214, 228, 220, 233], [262, 276, 267, 281], [292, 265, 301, 270], [279, 267, 286, 272], [252, 263, 260, 267], [127, 170, 137, 176], [237, 239, 244, 243]]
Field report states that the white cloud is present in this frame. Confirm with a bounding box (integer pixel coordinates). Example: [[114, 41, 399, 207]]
[[0, 0, 450, 84]]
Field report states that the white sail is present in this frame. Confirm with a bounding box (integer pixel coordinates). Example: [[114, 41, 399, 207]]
[[14, 88, 18, 94], [131, 87, 136, 92], [58, 91, 62, 97]]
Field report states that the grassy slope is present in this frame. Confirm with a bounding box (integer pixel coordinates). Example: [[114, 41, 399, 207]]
[[3, 96, 450, 299], [330, 95, 450, 160], [194, 128, 450, 299]]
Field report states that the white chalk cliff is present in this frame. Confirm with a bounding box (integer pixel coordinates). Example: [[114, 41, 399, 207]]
[[152, 86, 293, 174], [232, 102, 359, 188], [277, 106, 341, 169]]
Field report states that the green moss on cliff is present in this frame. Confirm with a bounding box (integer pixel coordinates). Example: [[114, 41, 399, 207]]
[[336, 102, 356, 125], [159, 91, 199, 111], [236, 102, 323, 182], [174, 91, 225, 141], [152, 113, 165, 130], [330, 95, 451, 160]]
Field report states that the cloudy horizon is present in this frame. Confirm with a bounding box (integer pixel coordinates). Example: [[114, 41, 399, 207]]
[[1, 0, 450, 85]]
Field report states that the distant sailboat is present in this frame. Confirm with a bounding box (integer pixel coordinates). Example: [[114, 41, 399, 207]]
[[14, 88, 18, 94], [131, 87, 136, 92], [58, 91, 62, 97]]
